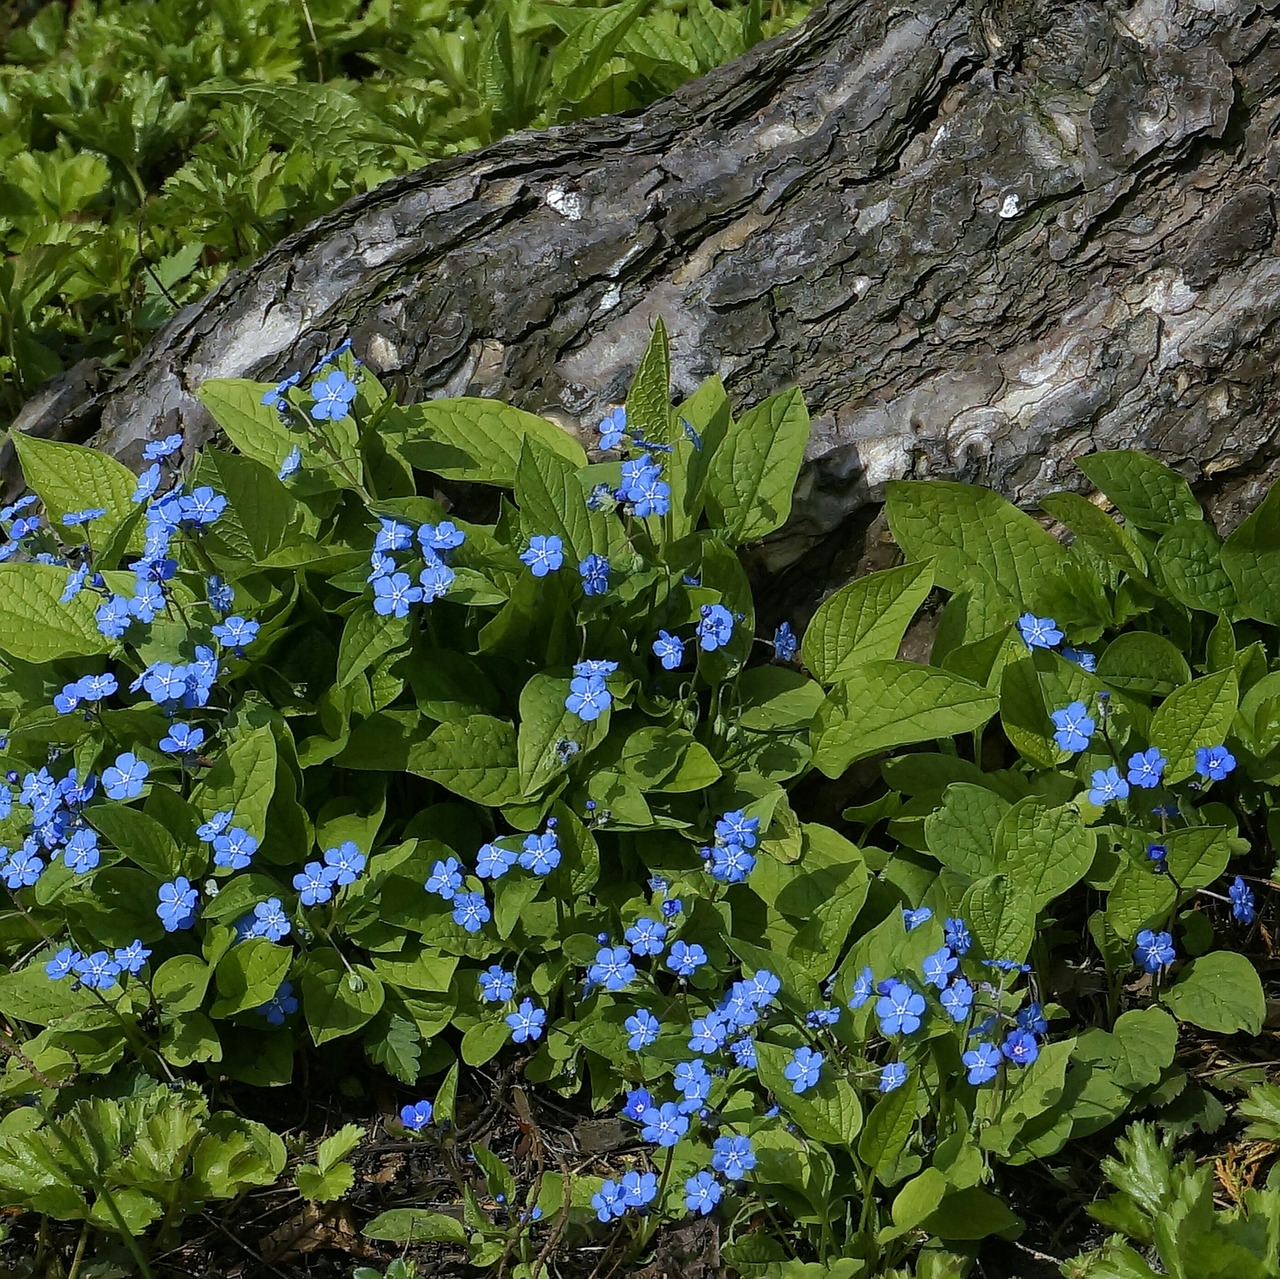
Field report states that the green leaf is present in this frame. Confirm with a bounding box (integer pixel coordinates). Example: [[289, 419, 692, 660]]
[[86, 804, 181, 880], [1158, 520, 1238, 615], [152, 955, 211, 1015], [923, 783, 1010, 879], [813, 662, 997, 777], [296, 1161, 354, 1203], [301, 951, 385, 1046], [885, 480, 1066, 616], [1039, 490, 1148, 577], [363, 1209, 468, 1244], [1164, 951, 1265, 1035], [517, 672, 608, 796], [858, 1070, 919, 1173], [960, 874, 1035, 964], [1076, 451, 1202, 533], [515, 438, 604, 566], [993, 798, 1095, 911], [625, 317, 674, 446], [552, 0, 648, 101], [754, 1041, 863, 1147], [366, 1014, 422, 1086], [1097, 632, 1191, 698], [706, 387, 809, 544], [209, 939, 292, 1018], [1222, 478, 1280, 624], [1107, 1007, 1179, 1090], [409, 716, 522, 806], [1148, 668, 1238, 783], [802, 560, 934, 683], [733, 667, 825, 732], [394, 398, 586, 487], [191, 723, 278, 842], [196, 448, 294, 563], [0, 564, 113, 661], [337, 602, 410, 689], [9, 432, 141, 556], [461, 1018, 510, 1067]]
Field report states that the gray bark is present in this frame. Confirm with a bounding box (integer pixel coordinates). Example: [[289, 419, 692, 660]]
[[12, 0, 1280, 581]]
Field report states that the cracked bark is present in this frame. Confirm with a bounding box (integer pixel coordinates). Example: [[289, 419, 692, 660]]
[[12, 0, 1280, 600]]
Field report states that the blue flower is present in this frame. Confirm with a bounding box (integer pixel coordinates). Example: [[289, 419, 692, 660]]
[[921, 947, 957, 989], [592, 1179, 628, 1222], [278, 446, 302, 480], [213, 827, 258, 871], [565, 674, 610, 722], [674, 1059, 711, 1110], [1051, 701, 1095, 753], [63, 507, 107, 527], [519, 831, 560, 875], [74, 951, 121, 990], [876, 981, 926, 1036], [478, 965, 516, 1003], [60, 565, 89, 604], [1017, 1002, 1049, 1036], [309, 369, 358, 420], [1088, 766, 1129, 806], [157, 877, 198, 931], [597, 405, 627, 450], [1194, 745, 1236, 782], [621, 1088, 653, 1122], [293, 862, 335, 906], [212, 615, 260, 654], [805, 1006, 840, 1028], [476, 842, 518, 879], [715, 811, 759, 849], [688, 1012, 727, 1053], [772, 621, 798, 662], [324, 841, 365, 885], [1017, 614, 1063, 648], [3, 845, 44, 889], [252, 898, 291, 943], [747, 969, 781, 1005], [630, 472, 671, 517], [940, 978, 975, 1023], [452, 891, 491, 933], [132, 464, 162, 504], [46, 947, 81, 980], [944, 917, 972, 955], [112, 940, 150, 976], [879, 1062, 908, 1093], [177, 487, 227, 528], [143, 432, 184, 461], [102, 752, 149, 800], [1134, 928, 1175, 973], [207, 575, 234, 616], [695, 604, 734, 652], [640, 1101, 689, 1147], [653, 630, 685, 669], [197, 809, 234, 842], [1061, 646, 1097, 672], [587, 945, 636, 991], [685, 1170, 722, 1215], [574, 659, 618, 679], [1001, 1030, 1039, 1067], [95, 594, 132, 639], [373, 572, 423, 618], [520, 536, 564, 577], [708, 842, 755, 884], [625, 916, 667, 956], [902, 906, 932, 931], [506, 998, 545, 1043], [256, 982, 299, 1025], [626, 1009, 661, 1050], [711, 1135, 755, 1179], [1229, 875, 1255, 925], [784, 1045, 823, 1094], [63, 829, 100, 874], [159, 722, 205, 755], [666, 941, 707, 977], [579, 554, 610, 596], [963, 1041, 1001, 1085], [400, 1100, 433, 1131], [1127, 747, 1166, 789], [848, 967, 875, 1010], [729, 1037, 757, 1069], [425, 857, 464, 900]]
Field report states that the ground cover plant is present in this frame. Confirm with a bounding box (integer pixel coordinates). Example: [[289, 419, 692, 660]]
[[0, 0, 808, 428], [0, 320, 1274, 1278]]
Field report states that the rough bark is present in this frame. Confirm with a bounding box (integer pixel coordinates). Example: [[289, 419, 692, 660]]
[[14, 0, 1280, 580]]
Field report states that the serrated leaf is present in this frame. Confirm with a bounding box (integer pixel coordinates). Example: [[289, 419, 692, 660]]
[[316, 1123, 363, 1172], [296, 1161, 355, 1203], [813, 661, 998, 777], [366, 1014, 421, 1085], [802, 560, 934, 683], [552, 0, 648, 101], [706, 387, 809, 544], [394, 398, 586, 487]]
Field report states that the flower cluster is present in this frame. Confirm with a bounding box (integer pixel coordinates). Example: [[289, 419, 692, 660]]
[[370, 518, 465, 616]]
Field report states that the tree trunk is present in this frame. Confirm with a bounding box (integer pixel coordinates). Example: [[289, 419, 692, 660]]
[[14, 0, 1280, 580]]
